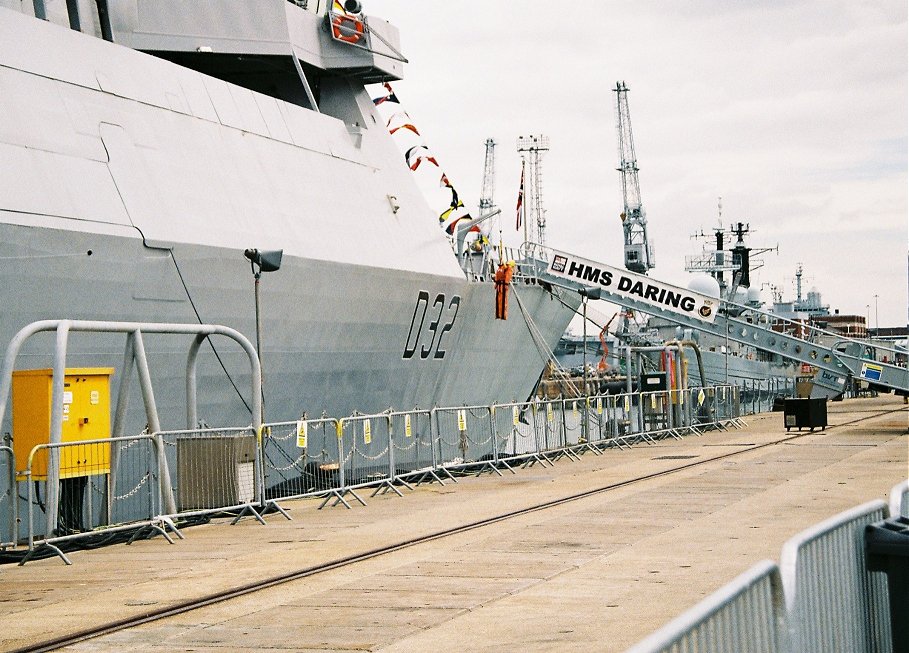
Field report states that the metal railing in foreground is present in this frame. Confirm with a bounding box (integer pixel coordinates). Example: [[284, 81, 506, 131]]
[[6, 383, 739, 563], [0, 445, 15, 549], [13, 426, 293, 565], [263, 385, 742, 508], [780, 499, 891, 653], [624, 560, 789, 653], [626, 485, 906, 653], [890, 479, 908, 518], [17, 435, 180, 565]]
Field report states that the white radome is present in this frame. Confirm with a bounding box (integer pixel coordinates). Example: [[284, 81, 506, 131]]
[[687, 274, 721, 299]]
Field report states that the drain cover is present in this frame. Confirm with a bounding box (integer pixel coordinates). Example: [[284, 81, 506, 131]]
[[652, 455, 699, 460]]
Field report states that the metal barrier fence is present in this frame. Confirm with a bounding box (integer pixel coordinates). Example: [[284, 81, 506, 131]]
[[15, 426, 290, 563], [258, 385, 741, 509], [627, 491, 905, 653], [388, 409, 435, 482], [5, 384, 742, 560], [625, 560, 789, 653], [1, 445, 15, 548], [261, 416, 343, 502], [738, 377, 794, 415], [158, 426, 268, 523], [19, 434, 176, 564], [780, 499, 892, 653], [889, 479, 908, 518]]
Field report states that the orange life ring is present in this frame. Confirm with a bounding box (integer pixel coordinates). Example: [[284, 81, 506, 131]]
[[332, 14, 363, 44]]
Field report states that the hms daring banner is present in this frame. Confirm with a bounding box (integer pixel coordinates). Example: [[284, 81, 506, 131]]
[[547, 250, 718, 324]]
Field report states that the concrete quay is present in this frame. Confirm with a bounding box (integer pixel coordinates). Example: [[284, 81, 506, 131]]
[[1, 395, 906, 652]]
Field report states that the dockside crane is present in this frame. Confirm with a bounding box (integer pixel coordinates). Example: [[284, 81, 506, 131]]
[[614, 82, 654, 274]]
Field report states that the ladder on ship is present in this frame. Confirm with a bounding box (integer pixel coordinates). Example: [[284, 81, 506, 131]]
[[520, 245, 909, 398]]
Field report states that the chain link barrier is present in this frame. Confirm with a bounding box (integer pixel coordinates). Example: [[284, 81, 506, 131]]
[[261, 383, 738, 509], [4, 384, 745, 562]]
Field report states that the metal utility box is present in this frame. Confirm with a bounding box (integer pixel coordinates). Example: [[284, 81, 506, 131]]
[[176, 434, 256, 511], [640, 373, 668, 393], [12, 368, 114, 480], [783, 397, 827, 431]]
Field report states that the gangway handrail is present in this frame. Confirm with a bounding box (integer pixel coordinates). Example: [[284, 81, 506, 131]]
[[521, 246, 908, 396], [0, 319, 263, 538]]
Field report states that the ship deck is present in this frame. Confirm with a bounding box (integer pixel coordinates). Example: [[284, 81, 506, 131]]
[[2, 395, 906, 652]]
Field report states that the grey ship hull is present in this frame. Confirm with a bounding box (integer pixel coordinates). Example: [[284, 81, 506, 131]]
[[1, 220, 575, 430], [0, 6, 579, 433]]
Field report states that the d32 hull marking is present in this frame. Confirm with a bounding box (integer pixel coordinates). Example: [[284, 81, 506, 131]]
[[403, 291, 461, 360]]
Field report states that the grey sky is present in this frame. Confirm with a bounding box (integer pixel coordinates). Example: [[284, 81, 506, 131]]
[[371, 1, 907, 327]]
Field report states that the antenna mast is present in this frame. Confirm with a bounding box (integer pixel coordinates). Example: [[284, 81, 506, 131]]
[[614, 81, 654, 274], [516, 134, 549, 247], [479, 138, 496, 226]]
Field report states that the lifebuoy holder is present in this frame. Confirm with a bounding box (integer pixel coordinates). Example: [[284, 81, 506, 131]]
[[332, 14, 364, 44]]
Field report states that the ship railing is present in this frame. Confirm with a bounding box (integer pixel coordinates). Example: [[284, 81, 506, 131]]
[[15, 434, 180, 566], [627, 496, 900, 653], [0, 445, 16, 549]]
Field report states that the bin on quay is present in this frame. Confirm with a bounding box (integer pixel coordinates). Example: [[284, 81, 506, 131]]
[[783, 397, 827, 431], [865, 516, 909, 653]]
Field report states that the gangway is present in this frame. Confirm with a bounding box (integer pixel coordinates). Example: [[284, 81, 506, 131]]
[[519, 245, 908, 398]]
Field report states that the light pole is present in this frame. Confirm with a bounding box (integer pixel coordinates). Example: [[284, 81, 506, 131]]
[[579, 286, 602, 396], [865, 304, 870, 339], [244, 248, 283, 422], [578, 286, 601, 443], [873, 293, 879, 333]]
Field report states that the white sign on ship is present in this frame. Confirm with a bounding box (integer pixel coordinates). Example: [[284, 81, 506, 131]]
[[547, 250, 718, 324]]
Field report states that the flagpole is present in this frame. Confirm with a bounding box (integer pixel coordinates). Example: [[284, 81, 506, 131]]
[[522, 160, 528, 246]]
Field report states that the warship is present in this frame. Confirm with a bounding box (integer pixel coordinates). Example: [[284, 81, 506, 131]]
[[0, 0, 579, 431]]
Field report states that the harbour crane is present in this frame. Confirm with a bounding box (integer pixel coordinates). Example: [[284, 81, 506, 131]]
[[614, 81, 654, 274]]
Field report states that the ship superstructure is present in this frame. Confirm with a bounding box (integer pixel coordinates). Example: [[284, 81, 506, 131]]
[[0, 1, 580, 432]]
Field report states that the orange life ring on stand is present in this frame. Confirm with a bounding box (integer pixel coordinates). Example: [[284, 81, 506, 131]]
[[332, 14, 364, 44]]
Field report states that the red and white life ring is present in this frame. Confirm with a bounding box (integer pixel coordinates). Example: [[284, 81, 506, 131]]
[[332, 14, 363, 44]]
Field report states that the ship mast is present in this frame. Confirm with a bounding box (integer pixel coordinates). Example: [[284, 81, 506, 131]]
[[614, 81, 654, 274], [478, 138, 497, 233], [516, 134, 549, 247]]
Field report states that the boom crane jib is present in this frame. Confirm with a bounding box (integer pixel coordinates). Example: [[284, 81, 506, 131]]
[[614, 81, 654, 275]]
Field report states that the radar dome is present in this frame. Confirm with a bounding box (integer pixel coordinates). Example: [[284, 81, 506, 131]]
[[746, 286, 763, 306], [687, 274, 721, 299]]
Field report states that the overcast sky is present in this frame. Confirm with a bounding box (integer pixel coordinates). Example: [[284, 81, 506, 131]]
[[370, 1, 907, 328]]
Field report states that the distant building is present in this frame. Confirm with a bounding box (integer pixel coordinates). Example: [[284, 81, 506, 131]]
[[810, 313, 867, 338]]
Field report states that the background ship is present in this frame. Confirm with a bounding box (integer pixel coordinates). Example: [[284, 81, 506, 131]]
[[0, 0, 580, 434]]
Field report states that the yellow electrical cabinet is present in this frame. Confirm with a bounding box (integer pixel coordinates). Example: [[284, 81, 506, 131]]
[[12, 368, 114, 480]]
